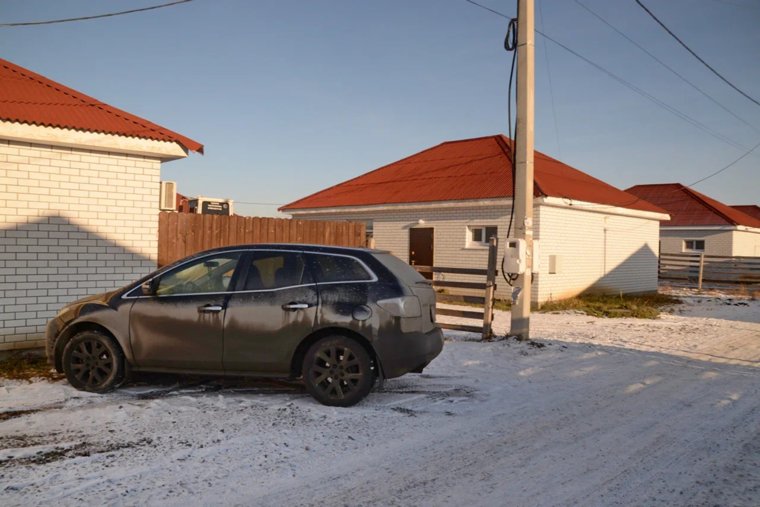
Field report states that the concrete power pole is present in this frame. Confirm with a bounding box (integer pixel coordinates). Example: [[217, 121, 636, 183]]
[[510, 0, 535, 340]]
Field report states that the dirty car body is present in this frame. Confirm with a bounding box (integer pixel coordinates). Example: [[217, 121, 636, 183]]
[[46, 244, 443, 406]]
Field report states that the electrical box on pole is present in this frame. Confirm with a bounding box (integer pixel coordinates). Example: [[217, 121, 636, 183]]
[[510, 0, 535, 340]]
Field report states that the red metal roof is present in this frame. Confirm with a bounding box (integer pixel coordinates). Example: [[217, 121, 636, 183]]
[[626, 184, 760, 228], [0, 58, 203, 154], [731, 205, 760, 221], [281, 135, 664, 214]]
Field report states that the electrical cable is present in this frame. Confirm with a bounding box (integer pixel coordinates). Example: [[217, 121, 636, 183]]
[[538, 0, 564, 155], [0, 0, 193, 28], [635, 0, 760, 109], [463, 0, 753, 152], [574, 0, 758, 132], [502, 11, 520, 287]]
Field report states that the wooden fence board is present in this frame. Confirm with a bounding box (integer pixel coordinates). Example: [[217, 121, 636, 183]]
[[158, 212, 365, 267], [659, 253, 760, 286]]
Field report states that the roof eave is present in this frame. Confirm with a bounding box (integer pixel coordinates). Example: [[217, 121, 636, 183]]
[[0, 120, 189, 161]]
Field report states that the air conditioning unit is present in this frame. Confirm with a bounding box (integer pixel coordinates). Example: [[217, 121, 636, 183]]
[[159, 181, 177, 211], [188, 196, 234, 216]]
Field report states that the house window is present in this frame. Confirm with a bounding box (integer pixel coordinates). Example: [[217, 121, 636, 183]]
[[683, 239, 705, 252], [468, 226, 498, 247]]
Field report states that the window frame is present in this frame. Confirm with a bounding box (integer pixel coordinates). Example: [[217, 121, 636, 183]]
[[683, 239, 705, 252], [467, 225, 498, 248]]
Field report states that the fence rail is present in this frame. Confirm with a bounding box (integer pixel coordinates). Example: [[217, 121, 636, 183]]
[[414, 237, 498, 340], [659, 253, 760, 288], [158, 212, 365, 267]]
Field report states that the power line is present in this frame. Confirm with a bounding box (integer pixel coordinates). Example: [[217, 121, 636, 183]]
[[462, 0, 759, 209], [574, 0, 758, 132], [688, 138, 760, 187], [535, 29, 747, 151], [234, 201, 285, 206], [463, 0, 749, 152], [537, 0, 563, 156], [0, 0, 193, 28], [635, 0, 760, 108], [464, 0, 510, 19]]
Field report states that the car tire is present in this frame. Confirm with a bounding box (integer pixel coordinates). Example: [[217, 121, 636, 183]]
[[62, 330, 125, 393], [302, 335, 374, 407]]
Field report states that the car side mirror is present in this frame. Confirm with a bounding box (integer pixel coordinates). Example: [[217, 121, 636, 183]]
[[141, 279, 159, 296]]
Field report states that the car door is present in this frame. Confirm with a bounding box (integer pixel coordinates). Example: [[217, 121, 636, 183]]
[[223, 250, 318, 374], [129, 251, 243, 371]]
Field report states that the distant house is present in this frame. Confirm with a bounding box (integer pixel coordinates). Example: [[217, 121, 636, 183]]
[[731, 205, 760, 222], [281, 135, 668, 303], [626, 184, 760, 257], [0, 58, 202, 351]]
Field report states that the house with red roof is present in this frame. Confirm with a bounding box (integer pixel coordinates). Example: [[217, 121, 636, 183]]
[[281, 135, 669, 303], [0, 58, 202, 351], [626, 184, 760, 257], [731, 205, 760, 222]]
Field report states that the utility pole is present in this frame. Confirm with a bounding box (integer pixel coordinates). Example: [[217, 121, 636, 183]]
[[510, 0, 535, 340]]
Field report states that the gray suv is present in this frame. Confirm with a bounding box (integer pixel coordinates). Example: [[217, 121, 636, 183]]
[[46, 244, 443, 406]]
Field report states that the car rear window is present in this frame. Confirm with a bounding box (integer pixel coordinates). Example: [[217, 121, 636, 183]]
[[309, 254, 373, 283], [372, 253, 427, 285]]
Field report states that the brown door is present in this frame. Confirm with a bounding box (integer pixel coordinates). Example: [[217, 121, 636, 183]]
[[409, 227, 434, 279]]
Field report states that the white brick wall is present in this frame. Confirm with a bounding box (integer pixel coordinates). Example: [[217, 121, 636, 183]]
[[659, 229, 752, 257], [534, 205, 660, 303], [290, 200, 662, 304], [0, 139, 161, 350], [732, 229, 760, 257]]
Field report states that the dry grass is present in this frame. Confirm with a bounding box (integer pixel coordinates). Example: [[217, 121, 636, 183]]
[[472, 292, 681, 319], [0, 352, 62, 381], [537, 293, 681, 319]]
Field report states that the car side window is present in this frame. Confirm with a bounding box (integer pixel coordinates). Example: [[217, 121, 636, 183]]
[[243, 251, 311, 291], [156, 253, 241, 296], [309, 254, 373, 283]]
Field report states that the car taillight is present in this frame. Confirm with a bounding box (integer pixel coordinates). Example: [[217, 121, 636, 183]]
[[377, 296, 421, 317]]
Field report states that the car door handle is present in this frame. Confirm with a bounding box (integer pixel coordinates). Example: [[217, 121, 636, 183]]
[[198, 304, 224, 313], [282, 303, 311, 310]]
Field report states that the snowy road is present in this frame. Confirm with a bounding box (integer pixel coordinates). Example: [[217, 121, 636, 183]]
[[1, 295, 759, 506]]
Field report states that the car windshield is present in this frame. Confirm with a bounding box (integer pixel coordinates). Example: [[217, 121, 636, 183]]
[[372, 252, 427, 285]]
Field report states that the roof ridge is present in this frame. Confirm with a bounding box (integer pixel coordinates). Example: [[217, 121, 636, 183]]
[[679, 185, 740, 225], [280, 139, 462, 210]]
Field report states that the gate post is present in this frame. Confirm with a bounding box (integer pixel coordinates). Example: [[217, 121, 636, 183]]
[[482, 237, 498, 340], [698, 253, 705, 290]]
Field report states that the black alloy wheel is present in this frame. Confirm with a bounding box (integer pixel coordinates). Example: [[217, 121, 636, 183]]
[[303, 335, 373, 407], [62, 331, 125, 393]]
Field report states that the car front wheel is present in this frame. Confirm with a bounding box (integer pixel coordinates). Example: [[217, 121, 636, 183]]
[[302, 335, 373, 407], [62, 331, 125, 393]]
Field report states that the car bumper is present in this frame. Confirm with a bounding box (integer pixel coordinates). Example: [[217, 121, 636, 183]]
[[45, 318, 62, 368], [376, 326, 444, 379]]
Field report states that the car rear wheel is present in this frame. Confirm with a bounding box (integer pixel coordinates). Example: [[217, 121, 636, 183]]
[[62, 331, 125, 393], [302, 335, 373, 407]]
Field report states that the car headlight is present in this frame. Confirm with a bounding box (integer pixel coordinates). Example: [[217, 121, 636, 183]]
[[377, 296, 421, 317]]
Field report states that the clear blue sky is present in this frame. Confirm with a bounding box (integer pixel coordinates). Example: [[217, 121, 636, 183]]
[[3, 0, 759, 216]]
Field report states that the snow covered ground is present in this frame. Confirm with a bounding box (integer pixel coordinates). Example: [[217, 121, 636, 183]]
[[1, 292, 758, 506]]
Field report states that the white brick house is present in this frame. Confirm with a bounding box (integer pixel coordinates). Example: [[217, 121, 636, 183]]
[[0, 59, 202, 351], [281, 136, 669, 304], [627, 184, 760, 257]]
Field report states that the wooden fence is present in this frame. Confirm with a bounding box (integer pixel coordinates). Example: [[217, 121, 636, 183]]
[[659, 253, 760, 288], [414, 238, 499, 340], [158, 212, 366, 267]]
